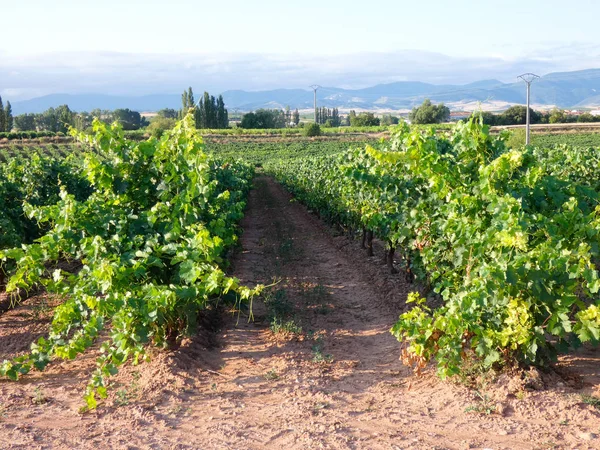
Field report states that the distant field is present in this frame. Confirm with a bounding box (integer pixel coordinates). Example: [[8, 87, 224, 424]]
[[2, 124, 599, 164], [531, 132, 600, 148], [0, 144, 83, 162], [204, 138, 380, 166]]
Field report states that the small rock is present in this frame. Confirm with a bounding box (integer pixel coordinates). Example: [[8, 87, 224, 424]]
[[524, 367, 545, 391], [579, 432, 597, 440], [496, 402, 507, 416]]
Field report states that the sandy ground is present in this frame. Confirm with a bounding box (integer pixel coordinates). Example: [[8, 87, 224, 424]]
[[1, 176, 600, 450]]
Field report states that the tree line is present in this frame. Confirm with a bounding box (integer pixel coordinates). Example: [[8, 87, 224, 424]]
[[239, 106, 300, 129], [181, 87, 228, 129], [0, 96, 13, 132], [478, 106, 600, 126], [316, 107, 341, 126], [11, 106, 149, 132]]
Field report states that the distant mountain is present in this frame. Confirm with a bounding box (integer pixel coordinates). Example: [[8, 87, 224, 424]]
[[11, 68, 600, 114], [11, 94, 182, 115]]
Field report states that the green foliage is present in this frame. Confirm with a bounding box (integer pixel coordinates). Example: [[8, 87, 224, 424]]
[[148, 117, 176, 138], [506, 128, 526, 149], [240, 109, 286, 129], [380, 114, 399, 126], [532, 133, 600, 148], [204, 139, 378, 167], [0, 115, 261, 409], [349, 111, 380, 127], [549, 108, 567, 124], [264, 113, 600, 377], [13, 114, 37, 131], [304, 123, 321, 137], [409, 99, 450, 124], [316, 107, 341, 126], [464, 391, 496, 415], [156, 108, 179, 119], [0, 96, 5, 132], [498, 105, 542, 125], [112, 108, 147, 130], [4, 101, 13, 132], [0, 153, 91, 249], [577, 112, 600, 123], [195, 92, 228, 129]]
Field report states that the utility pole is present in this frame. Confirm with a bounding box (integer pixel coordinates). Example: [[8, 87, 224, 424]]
[[309, 85, 320, 124], [517, 73, 540, 145]]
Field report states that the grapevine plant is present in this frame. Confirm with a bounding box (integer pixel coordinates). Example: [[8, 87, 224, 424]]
[[265, 115, 600, 377], [0, 115, 261, 409]]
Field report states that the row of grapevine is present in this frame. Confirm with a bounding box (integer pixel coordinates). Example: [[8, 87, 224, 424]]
[[205, 139, 380, 166], [0, 144, 83, 162], [0, 116, 261, 409], [0, 153, 92, 250], [264, 116, 600, 376]]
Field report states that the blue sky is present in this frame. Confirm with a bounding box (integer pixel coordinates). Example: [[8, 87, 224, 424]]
[[2, 0, 600, 99]]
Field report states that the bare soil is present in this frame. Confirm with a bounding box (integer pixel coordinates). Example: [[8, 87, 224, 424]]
[[1, 176, 600, 449]]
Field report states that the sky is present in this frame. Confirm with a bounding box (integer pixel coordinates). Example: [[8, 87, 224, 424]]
[[2, 0, 600, 100]]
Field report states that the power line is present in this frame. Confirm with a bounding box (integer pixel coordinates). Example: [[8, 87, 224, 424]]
[[309, 85, 321, 123], [517, 73, 540, 145]]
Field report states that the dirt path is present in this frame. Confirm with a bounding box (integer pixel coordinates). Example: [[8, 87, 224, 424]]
[[1, 175, 600, 449]]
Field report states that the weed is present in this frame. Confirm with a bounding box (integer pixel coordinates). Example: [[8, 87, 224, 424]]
[[464, 391, 496, 415], [30, 298, 51, 321], [263, 288, 302, 336], [169, 405, 192, 416], [311, 401, 330, 414], [271, 318, 302, 335], [114, 389, 129, 406], [302, 284, 329, 303], [264, 289, 294, 319], [264, 369, 279, 381], [581, 394, 600, 409], [515, 390, 526, 400], [278, 238, 294, 260], [312, 336, 333, 364], [32, 387, 48, 405], [112, 377, 141, 407]]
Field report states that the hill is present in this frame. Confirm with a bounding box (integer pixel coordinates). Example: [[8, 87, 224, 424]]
[[11, 68, 600, 114]]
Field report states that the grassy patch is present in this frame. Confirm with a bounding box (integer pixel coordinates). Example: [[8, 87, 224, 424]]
[[263, 288, 302, 336]]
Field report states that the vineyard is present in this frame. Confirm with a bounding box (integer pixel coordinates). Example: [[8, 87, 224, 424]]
[[2, 115, 600, 448], [265, 116, 600, 376], [0, 116, 261, 409]]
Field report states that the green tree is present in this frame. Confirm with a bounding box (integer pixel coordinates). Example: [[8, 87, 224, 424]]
[[350, 112, 380, 127], [55, 104, 74, 133], [240, 109, 285, 129], [37, 107, 58, 132], [578, 112, 599, 123], [380, 114, 399, 126], [181, 87, 195, 119], [0, 96, 5, 132], [157, 108, 178, 119], [292, 108, 300, 126], [216, 95, 228, 128], [498, 105, 542, 125], [409, 99, 450, 124], [148, 117, 177, 138], [303, 123, 321, 136], [347, 110, 356, 126], [548, 108, 566, 124], [14, 114, 36, 131], [112, 108, 144, 130]]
